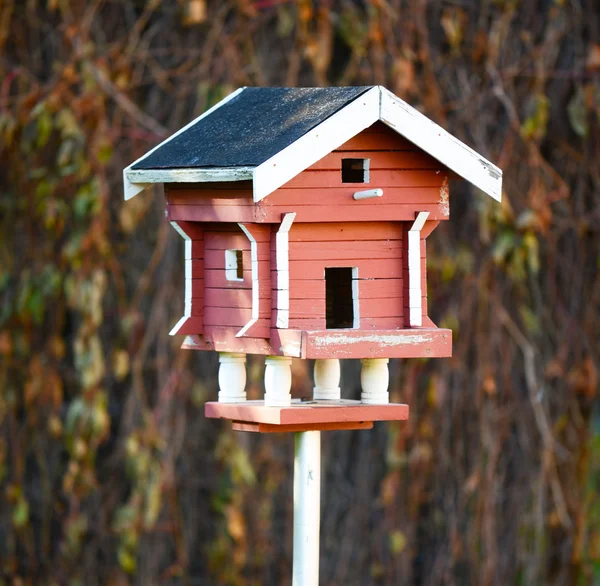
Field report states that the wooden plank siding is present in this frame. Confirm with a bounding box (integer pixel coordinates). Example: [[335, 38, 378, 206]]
[[278, 222, 408, 331]]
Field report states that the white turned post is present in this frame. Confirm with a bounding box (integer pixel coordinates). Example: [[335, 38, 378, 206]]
[[313, 359, 341, 400], [293, 431, 321, 586], [264, 356, 292, 406], [360, 358, 390, 404], [218, 353, 247, 403]]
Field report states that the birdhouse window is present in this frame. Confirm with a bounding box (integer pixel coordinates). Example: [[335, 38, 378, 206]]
[[325, 267, 358, 329], [341, 158, 370, 183], [225, 249, 244, 281]]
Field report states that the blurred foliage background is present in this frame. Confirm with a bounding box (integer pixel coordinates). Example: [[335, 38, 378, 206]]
[[0, 0, 599, 585]]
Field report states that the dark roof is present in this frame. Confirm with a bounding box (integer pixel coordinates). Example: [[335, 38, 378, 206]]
[[132, 86, 373, 170]]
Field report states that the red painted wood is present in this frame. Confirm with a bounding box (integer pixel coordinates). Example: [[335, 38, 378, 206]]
[[190, 259, 204, 276], [191, 241, 204, 259], [204, 231, 251, 250], [287, 297, 403, 319], [205, 400, 409, 425], [281, 169, 447, 190], [260, 204, 448, 223], [282, 279, 325, 299], [204, 249, 269, 270], [308, 150, 444, 171], [288, 222, 404, 242], [232, 421, 374, 433], [172, 221, 204, 240], [285, 315, 402, 330], [167, 181, 253, 192], [204, 271, 252, 289], [167, 204, 256, 223], [284, 259, 403, 280], [167, 190, 252, 205], [421, 220, 440, 239], [168, 201, 447, 224], [172, 316, 204, 336], [360, 298, 403, 319], [336, 133, 417, 151], [204, 231, 270, 250], [286, 240, 402, 261], [300, 328, 452, 359], [204, 307, 254, 327], [355, 278, 404, 298], [266, 186, 444, 207], [204, 288, 253, 308]]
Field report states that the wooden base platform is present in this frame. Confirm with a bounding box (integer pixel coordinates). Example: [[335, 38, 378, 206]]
[[205, 399, 409, 433]]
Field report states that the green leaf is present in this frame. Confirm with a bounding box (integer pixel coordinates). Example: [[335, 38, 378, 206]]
[[12, 497, 29, 528]]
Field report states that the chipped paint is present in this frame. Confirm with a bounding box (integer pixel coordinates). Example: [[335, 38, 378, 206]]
[[439, 176, 450, 217], [311, 332, 434, 348]]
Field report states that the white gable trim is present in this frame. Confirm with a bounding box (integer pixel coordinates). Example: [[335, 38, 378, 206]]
[[252, 87, 380, 202], [379, 87, 502, 201], [123, 87, 247, 200]]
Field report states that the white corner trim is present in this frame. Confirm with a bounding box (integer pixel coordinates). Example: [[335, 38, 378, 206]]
[[379, 86, 502, 201], [275, 213, 296, 328], [351, 267, 360, 329], [353, 188, 383, 200], [169, 221, 194, 335], [236, 224, 259, 338], [123, 87, 247, 200], [252, 87, 380, 202], [408, 212, 429, 328]]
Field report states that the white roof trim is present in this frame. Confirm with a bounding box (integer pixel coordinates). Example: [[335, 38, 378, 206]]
[[123, 85, 502, 202], [123, 87, 246, 200], [379, 87, 502, 201], [252, 86, 380, 202]]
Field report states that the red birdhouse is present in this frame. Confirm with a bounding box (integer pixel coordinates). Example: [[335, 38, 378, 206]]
[[124, 86, 502, 432]]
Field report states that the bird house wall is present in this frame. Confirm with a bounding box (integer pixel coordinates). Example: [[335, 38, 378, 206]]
[[203, 224, 271, 339], [274, 222, 427, 331], [265, 122, 450, 223]]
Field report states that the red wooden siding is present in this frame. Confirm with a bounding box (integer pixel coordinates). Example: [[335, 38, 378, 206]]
[[163, 122, 451, 224], [275, 222, 406, 331], [203, 226, 253, 332]]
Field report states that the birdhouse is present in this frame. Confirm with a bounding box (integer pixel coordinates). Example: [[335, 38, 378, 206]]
[[123, 86, 501, 431]]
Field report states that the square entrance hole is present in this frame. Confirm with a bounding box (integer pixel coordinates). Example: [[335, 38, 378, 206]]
[[341, 158, 370, 183], [325, 267, 357, 329]]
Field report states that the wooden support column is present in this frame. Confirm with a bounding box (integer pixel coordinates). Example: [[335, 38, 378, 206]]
[[360, 358, 389, 404], [313, 359, 341, 400], [218, 352, 247, 403], [264, 356, 292, 406]]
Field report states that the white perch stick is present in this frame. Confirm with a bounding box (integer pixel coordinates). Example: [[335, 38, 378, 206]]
[[293, 431, 321, 586], [353, 188, 383, 200]]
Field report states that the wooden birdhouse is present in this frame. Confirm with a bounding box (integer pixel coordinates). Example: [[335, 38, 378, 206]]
[[124, 86, 502, 431]]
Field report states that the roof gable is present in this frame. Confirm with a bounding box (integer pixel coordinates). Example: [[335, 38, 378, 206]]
[[124, 86, 502, 202]]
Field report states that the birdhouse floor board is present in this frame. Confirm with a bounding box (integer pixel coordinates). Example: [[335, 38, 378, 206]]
[[205, 400, 409, 427], [301, 328, 451, 359]]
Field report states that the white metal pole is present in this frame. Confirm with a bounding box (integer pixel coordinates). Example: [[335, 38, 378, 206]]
[[293, 431, 321, 586]]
